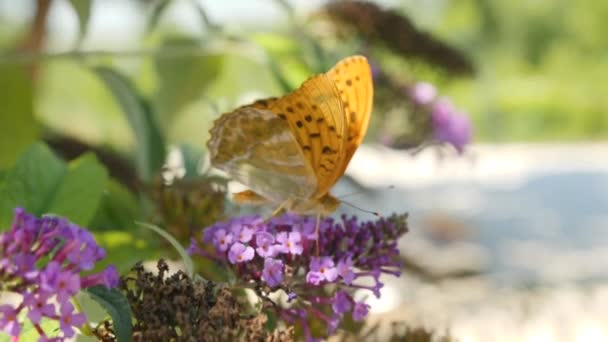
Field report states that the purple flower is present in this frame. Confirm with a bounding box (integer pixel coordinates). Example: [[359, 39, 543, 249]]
[[58, 302, 86, 338], [0, 305, 21, 336], [337, 257, 356, 285], [189, 213, 409, 342], [276, 232, 303, 255], [262, 258, 284, 287], [353, 302, 370, 321], [331, 290, 352, 315], [228, 243, 255, 264], [81, 265, 120, 288], [255, 232, 277, 258], [292, 218, 317, 240], [305, 271, 325, 285], [410, 82, 437, 105], [67, 243, 102, 271], [0, 208, 119, 339], [232, 225, 254, 243], [213, 229, 233, 252], [306, 257, 338, 285], [23, 292, 56, 324], [41, 262, 81, 303]]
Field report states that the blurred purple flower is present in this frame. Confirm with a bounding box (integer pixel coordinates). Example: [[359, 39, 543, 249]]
[[410, 82, 437, 105], [0, 208, 119, 340], [431, 99, 472, 152]]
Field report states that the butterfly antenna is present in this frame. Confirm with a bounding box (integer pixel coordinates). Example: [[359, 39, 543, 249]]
[[340, 200, 381, 217]]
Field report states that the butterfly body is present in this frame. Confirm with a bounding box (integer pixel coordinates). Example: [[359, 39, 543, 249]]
[[207, 55, 373, 215]]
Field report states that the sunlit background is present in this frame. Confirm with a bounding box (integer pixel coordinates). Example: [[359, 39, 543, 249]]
[[1, 0, 607, 341]]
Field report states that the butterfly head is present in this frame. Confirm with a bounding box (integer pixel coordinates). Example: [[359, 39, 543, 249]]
[[287, 193, 340, 216]]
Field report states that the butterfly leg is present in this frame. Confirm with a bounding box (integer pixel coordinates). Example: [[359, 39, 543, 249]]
[[270, 200, 288, 217], [314, 213, 321, 256]]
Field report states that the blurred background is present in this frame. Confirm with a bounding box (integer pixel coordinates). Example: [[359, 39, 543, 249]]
[[1, 0, 607, 341]]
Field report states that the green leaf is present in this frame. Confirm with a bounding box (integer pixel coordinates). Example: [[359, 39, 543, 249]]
[[0, 142, 66, 227], [90, 180, 140, 231], [0, 63, 39, 167], [67, 0, 92, 46], [47, 153, 109, 226], [94, 67, 166, 182], [146, 0, 172, 34], [154, 37, 224, 123], [136, 221, 194, 277], [85, 286, 132, 342], [76, 290, 110, 326]]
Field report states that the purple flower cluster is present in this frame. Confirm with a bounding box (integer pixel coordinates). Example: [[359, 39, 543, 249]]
[[409, 82, 472, 152], [189, 213, 408, 341], [0, 208, 119, 340]]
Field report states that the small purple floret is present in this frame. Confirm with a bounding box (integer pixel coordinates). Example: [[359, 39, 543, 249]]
[[353, 302, 370, 321], [331, 290, 352, 315], [262, 258, 284, 287], [276, 231, 303, 255], [228, 243, 254, 264]]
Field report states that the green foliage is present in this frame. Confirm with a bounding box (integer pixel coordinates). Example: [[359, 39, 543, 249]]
[[37, 60, 131, 150], [95, 67, 166, 182], [153, 38, 224, 124], [0, 142, 66, 227], [430, 0, 608, 141], [46, 153, 109, 226], [90, 180, 140, 231], [85, 286, 133, 342], [0, 63, 38, 168]]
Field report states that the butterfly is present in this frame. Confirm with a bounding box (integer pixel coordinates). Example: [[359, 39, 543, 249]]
[[207, 55, 373, 217]]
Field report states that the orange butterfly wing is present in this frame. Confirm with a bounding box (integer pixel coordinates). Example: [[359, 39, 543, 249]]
[[326, 55, 374, 177]]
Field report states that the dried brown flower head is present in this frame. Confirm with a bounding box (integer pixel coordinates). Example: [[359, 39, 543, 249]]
[[98, 260, 293, 341]]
